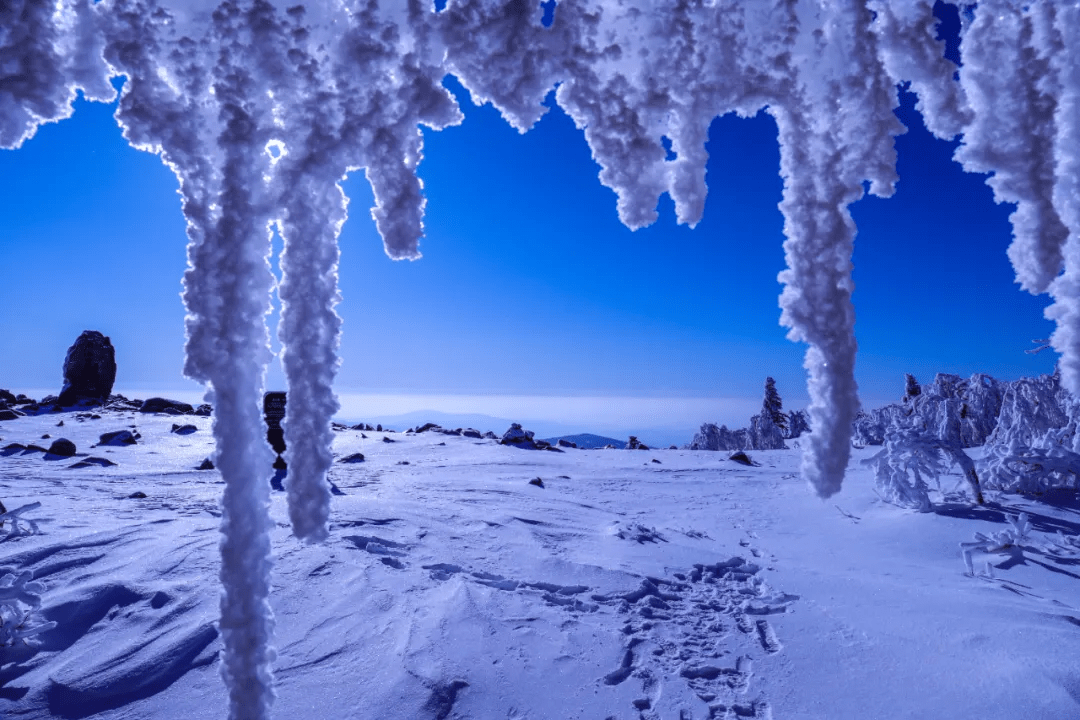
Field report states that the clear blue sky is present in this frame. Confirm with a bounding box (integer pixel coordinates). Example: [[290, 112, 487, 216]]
[[0, 70, 1057, 435]]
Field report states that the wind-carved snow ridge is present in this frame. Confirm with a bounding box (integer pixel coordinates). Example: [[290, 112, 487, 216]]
[[2, 0, 1079, 717]]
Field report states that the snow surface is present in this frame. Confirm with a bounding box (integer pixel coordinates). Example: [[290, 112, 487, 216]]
[[2, 410, 1078, 719]]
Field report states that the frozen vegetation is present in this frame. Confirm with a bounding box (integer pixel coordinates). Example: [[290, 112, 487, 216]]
[[4, 0, 1080, 716]]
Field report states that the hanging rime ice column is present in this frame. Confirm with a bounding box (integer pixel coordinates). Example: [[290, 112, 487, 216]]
[[442, 0, 913, 497], [914, 1, 1080, 427], [1044, 4, 1080, 406], [269, 1, 460, 542], [102, 2, 280, 717], [770, 1, 904, 497]]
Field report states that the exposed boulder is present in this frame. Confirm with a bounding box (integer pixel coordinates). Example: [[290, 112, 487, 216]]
[[500, 423, 537, 449], [141, 397, 195, 415], [197, 458, 215, 470], [171, 424, 198, 435], [0, 389, 16, 405], [195, 403, 213, 416], [462, 428, 482, 439], [57, 331, 117, 406], [105, 394, 144, 411], [627, 436, 649, 450], [0, 408, 23, 421], [415, 423, 441, 433], [338, 452, 365, 463], [729, 451, 757, 466], [557, 438, 577, 448], [47, 438, 77, 457], [99, 430, 139, 446], [69, 456, 116, 468]]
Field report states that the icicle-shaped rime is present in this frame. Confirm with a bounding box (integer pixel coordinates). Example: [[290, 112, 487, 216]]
[[774, 0, 905, 498], [954, 0, 1067, 297], [867, 0, 970, 139], [0, 0, 115, 148], [1042, 3, 1080, 396], [101, 1, 281, 717]]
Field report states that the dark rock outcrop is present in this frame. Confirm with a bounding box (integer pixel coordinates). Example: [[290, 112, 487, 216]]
[[140, 398, 195, 415], [499, 423, 537, 449], [57, 331, 116, 406], [47, 438, 77, 457], [99, 430, 139, 446]]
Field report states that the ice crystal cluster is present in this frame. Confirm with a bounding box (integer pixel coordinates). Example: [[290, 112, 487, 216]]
[[3, 1, 1077, 717]]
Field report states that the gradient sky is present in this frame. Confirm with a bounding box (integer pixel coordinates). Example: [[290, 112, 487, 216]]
[[0, 32, 1059, 439]]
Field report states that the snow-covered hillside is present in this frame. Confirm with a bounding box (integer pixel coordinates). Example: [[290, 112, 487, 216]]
[[1, 409, 1078, 719]]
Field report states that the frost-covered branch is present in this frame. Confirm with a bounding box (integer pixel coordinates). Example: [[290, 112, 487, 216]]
[[960, 513, 1032, 577], [0, 502, 43, 537], [0, 567, 57, 647]]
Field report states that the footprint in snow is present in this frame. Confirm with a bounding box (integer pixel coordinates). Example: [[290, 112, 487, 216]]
[[593, 556, 796, 716]]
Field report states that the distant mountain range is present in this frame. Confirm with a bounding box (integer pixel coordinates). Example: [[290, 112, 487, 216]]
[[540, 433, 626, 449], [335, 408, 668, 447]]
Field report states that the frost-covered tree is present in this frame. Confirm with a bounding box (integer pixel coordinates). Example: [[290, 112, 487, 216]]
[[978, 372, 1080, 493], [904, 373, 921, 402], [786, 409, 811, 440], [763, 377, 788, 434]]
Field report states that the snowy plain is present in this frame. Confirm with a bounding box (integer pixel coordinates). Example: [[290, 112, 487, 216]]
[[1, 409, 1079, 720]]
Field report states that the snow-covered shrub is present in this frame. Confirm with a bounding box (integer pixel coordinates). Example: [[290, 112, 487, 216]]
[[747, 413, 786, 450], [863, 410, 985, 512], [979, 373, 1080, 493], [983, 372, 1073, 449], [862, 426, 947, 512], [691, 378, 788, 451], [786, 409, 810, 440], [854, 373, 1006, 448], [0, 567, 56, 647], [980, 435, 1080, 494], [0, 502, 43, 537], [690, 423, 748, 451], [959, 513, 1032, 577]]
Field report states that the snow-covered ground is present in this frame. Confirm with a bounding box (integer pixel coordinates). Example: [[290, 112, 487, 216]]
[[1, 409, 1078, 720]]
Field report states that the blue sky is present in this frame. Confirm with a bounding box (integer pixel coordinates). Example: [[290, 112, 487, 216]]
[[0, 68, 1057, 440]]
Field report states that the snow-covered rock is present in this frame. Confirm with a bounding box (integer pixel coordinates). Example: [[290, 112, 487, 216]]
[[499, 423, 537, 450]]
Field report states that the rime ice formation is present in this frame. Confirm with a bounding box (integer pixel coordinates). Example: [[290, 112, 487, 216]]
[[2, 1, 1077, 717]]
